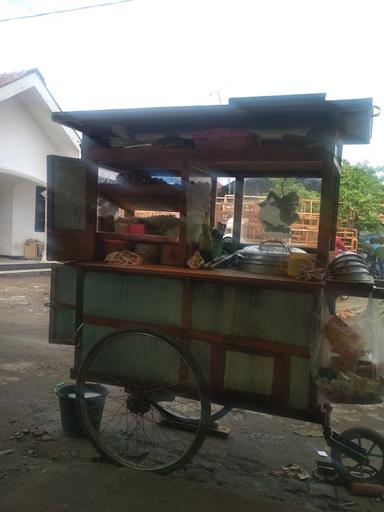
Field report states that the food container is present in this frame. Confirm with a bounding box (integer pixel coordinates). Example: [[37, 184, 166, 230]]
[[128, 224, 146, 234], [236, 241, 307, 276], [286, 253, 315, 277], [101, 239, 130, 259], [134, 243, 160, 264]]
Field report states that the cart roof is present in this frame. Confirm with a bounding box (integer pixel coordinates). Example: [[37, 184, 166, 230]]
[[52, 93, 373, 146]]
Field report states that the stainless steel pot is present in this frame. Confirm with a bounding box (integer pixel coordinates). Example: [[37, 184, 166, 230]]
[[236, 240, 305, 276]]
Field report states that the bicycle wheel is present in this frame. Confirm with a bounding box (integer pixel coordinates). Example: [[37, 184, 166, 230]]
[[76, 328, 211, 474], [155, 401, 232, 424], [331, 427, 384, 483]]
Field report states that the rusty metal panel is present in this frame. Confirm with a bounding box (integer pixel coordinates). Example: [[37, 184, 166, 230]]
[[83, 271, 183, 326], [288, 356, 310, 410], [191, 282, 313, 346], [224, 351, 274, 395]]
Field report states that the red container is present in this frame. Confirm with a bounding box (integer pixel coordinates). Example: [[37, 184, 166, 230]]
[[101, 239, 130, 258], [128, 224, 145, 234]]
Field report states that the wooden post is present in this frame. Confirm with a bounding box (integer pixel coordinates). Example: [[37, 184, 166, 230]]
[[210, 176, 217, 228], [233, 177, 244, 246], [179, 163, 189, 265], [317, 136, 340, 266]]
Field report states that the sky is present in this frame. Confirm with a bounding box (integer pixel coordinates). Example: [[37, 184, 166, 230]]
[[0, 0, 383, 167]]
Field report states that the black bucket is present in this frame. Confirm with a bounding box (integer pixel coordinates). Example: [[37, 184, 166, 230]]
[[56, 382, 108, 438]]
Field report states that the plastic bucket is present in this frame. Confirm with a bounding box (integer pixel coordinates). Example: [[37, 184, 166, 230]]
[[56, 383, 108, 438]]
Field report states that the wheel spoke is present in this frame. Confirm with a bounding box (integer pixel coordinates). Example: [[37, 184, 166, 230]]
[[333, 429, 384, 484], [76, 330, 209, 472]]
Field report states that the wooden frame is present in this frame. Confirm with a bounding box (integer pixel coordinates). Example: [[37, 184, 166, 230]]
[[47, 95, 374, 426]]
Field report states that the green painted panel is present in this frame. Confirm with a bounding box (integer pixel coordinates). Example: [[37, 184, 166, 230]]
[[224, 351, 274, 395], [55, 266, 77, 305], [53, 158, 86, 230], [79, 325, 184, 386], [55, 306, 75, 339], [289, 357, 310, 410], [191, 282, 314, 346], [80, 324, 115, 361], [190, 340, 210, 382], [83, 272, 183, 326]]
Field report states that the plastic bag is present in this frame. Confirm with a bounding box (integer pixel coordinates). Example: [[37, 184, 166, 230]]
[[312, 292, 384, 404]]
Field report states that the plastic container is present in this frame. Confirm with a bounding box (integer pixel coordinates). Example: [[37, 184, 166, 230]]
[[129, 224, 145, 234], [101, 239, 130, 259], [56, 382, 108, 438], [134, 243, 160, 263]]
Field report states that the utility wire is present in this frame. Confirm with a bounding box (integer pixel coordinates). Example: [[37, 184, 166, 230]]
[[0, 0, 133, 23]]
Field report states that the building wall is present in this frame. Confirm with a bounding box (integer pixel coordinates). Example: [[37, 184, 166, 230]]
[[0, 176, 14, 255], [12, 181, 45, 257], [0, 93, 78, 257], [0, 96, 57, 184]]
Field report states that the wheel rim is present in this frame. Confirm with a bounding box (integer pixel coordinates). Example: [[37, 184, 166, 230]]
[[155, 400, 231, 424], [334, 430, 384, 482], [76, 331, 210, 473], [340, 436, 384, 480]]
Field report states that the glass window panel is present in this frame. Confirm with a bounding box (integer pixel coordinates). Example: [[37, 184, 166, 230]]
[[53, 160, 86, 231], [240, 177, 322, 248], [215, 177, 236, 236], [187, 176, 212, 242], [97, 168, 181, 237]]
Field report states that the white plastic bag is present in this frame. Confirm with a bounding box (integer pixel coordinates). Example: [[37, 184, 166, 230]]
[[312, 292, 384, 404]]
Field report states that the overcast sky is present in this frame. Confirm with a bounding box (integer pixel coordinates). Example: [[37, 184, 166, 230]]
[[1, 0, 383, 167]]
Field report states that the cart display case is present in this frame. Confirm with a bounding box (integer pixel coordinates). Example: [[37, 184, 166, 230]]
[[46, 94, 384, 478]]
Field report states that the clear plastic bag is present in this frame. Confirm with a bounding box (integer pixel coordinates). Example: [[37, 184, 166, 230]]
[[312, 292, 384, 404]]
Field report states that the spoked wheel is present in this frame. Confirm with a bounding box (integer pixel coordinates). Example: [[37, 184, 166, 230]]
[[331, 427, 384, 483], [76, 328, 211, 474]]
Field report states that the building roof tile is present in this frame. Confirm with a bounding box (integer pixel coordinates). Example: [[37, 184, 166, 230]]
[[0, 68, 44, 88]]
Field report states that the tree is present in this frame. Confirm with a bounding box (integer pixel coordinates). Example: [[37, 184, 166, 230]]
[[339, 161, 384, 232]]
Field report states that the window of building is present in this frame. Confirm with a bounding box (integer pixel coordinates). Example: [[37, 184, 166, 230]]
[[35, 186, 46, 232]]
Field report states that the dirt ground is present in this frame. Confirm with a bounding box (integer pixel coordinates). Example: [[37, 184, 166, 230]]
[[0, 273, 383, 512]]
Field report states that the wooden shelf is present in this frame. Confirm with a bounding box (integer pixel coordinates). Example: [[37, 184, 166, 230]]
[[91, 144, 327, 174], [98, 182, 181, 211], [71, 261, 324, 291], [96, 232, 178, 244]]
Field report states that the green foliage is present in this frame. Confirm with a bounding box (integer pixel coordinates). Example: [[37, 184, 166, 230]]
[[242, 177, 321, 199], [269, 178, 321, 200], [339, 161, 384, 232]]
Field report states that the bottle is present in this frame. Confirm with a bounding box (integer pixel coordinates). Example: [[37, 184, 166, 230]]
[[211, 229, 224, 259], [198, 212, 213, 263]]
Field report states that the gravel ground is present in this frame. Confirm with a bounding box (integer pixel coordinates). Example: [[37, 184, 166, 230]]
[[0, 273, 383, 512]]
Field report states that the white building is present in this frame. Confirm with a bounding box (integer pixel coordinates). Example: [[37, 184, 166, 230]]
[[0, 69, 79, 258]]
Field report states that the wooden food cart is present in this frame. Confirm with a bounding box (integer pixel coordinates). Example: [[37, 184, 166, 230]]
[[47, 94, 384, 478]]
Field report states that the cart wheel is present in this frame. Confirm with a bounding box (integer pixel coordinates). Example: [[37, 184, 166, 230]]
[[331, 427, 384, 483], [155, 402, 232, 425], [76, 328, 211, 474]]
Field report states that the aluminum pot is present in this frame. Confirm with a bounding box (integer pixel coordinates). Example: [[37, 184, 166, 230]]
[[236, 240, 306, 276]]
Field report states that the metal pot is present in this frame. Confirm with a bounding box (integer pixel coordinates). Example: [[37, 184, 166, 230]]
[[236, 240, 305, 276]]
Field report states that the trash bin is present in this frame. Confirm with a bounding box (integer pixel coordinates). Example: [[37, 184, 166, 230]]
[[56, 382, 108, 438]]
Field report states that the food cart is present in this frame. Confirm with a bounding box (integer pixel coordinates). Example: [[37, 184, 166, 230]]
[[47, 94, 384, 478]]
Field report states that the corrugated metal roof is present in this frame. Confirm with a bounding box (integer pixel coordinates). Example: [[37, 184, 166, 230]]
[[52, 93, 373, 145]]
